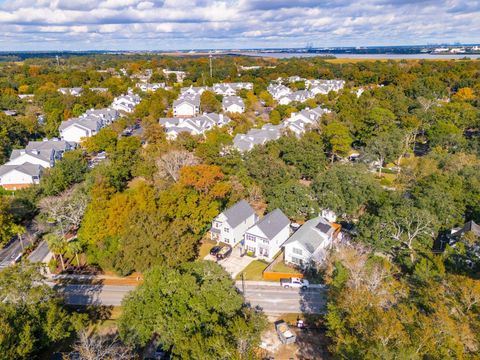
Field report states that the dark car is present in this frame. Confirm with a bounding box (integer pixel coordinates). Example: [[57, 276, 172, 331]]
[[216, 245, 232, 260], [210, 245, 223, 256]]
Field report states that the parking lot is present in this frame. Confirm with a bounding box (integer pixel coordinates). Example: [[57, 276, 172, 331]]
[[204, 245, 255, 278]]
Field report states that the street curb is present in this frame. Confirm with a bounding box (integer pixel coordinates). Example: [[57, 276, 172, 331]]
[[235, 280, 326, 289]]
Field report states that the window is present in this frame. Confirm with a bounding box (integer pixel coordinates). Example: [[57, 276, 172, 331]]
[[292, 248, 303, 256], [246, 234, 255, 242], [291, 257, 303, 266], [224, 228, 229, 233]]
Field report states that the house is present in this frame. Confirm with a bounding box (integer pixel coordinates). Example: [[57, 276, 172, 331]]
[[244, 209, 291, 261], [3, 110, 17, 116], [0, 163, 43, 190], [59, 117, 103, 143], [283, 106, 329, 136], [58, 87, 83, 96], [163, 69, 186, 83], [213, 82, 253, 96], [160, 113, 230, 140], [450, 220, 480, 241], [233, 124, 283, 152], [267, 83, 292, 100], [180, 86, 208, 97], [222, 96, 245, 113], [278, 90, 314, 105], [306, 79, 345, 95], [288, 76, 305, 83], [173, 95, 200, 117], [111, 93, 141, 113], [7, 148, 54, 168], [25, 138, 75, 162], [211, 200, 258, 246], [283, 216, 337, 268], [136, 83, 165, 92], [90, 87, 109, 93], [82, 108, 119, 125]]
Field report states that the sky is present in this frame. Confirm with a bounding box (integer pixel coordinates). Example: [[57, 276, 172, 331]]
[[0, 0, 479, 51]]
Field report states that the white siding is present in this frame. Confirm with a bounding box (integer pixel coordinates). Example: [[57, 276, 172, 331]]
[[0, 169, 38, 187], [61, 126, 90, 143], [174, 103, 198, 117]]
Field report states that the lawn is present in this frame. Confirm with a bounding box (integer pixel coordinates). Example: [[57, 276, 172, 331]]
[[271, 261, 301, 274], [198, 238, 217, 259], [236, 259, 269, 281]]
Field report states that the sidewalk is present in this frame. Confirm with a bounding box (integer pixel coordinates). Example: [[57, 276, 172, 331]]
[[235, 280, 326, 289]]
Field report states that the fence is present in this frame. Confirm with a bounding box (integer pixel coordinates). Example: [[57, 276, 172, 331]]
[[262, 250, 303, 280]]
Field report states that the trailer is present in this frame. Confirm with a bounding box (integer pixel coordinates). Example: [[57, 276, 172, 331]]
[[275, 320, 296, 344]]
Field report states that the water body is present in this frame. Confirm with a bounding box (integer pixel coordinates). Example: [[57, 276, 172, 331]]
[[240, 52, 480, 60]]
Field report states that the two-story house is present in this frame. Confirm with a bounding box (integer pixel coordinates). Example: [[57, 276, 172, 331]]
[[244, 209, 290, 261], [211, 200, 258, 246]]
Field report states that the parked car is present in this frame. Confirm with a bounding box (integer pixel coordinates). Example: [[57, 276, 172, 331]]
[[280, 277, 309, 290], [275, 320, 296, 344], [216, 245, 232, 260], [209, 245, 223, 256]]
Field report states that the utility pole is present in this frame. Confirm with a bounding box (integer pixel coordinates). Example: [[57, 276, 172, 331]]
[[209, 54, 213, 78], [241, 272, 246, 296]]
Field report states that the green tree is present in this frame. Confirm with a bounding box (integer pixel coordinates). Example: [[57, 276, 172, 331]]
[[200, 90, 222, 113], [119, 261, 267, 359], [0, 263, 84, 359], [323, 122, 352, 162]]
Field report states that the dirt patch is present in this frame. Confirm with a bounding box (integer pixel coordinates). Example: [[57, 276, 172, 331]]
[[260, 316, 332, 360]]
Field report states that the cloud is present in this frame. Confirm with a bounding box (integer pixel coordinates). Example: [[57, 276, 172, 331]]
[[0, 0, 478, 50]]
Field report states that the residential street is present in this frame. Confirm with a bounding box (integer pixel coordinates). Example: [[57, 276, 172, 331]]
[[56, 281, 327, 314], [0, 223, 39, 269]]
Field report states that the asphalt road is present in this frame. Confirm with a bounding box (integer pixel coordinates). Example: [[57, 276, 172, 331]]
[[57, 282, 327, 314], [0, 223, 39, 269]]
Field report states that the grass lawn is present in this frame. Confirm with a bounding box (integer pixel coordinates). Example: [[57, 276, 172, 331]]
[[272, 261, 301, 274], [236, 260, 269, 281], [198, 238, 217, 259]]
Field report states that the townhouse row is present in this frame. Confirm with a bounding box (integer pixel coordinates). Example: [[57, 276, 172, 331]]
[[211, 200, 337, 268]]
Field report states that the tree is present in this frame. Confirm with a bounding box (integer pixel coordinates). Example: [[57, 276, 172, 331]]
[[266, 180, 318, 221], [363, 129, 405, 175], [119, 261, 267, 359], [0, 199, 22, 247], [200, 90, 221, 113], [312, 164, 383, 218], [0, 263, 83, 359], [72, 330, 136, 360], [40, 150, 88, 196], [155, 150, 199, 182], [427, 120, 465, 151], [82, 127, 118, 154], [323, 122, 352, 162]]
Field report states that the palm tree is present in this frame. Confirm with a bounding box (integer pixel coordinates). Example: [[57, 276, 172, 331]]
[[67, 240, 83, 267], [45, 233, 67, 271]]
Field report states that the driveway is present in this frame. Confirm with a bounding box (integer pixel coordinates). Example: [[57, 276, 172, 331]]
[[204, 245, 255, 279]]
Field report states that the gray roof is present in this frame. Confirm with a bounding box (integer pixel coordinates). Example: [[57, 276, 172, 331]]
[[251, 209, 290, 240], [0, 162, 43, 177], [222, 200, 256, 228], [174, 94, 200, 107], [58, 117, 101, 132], [223, 95, 244, 108], [284, 216, 334, 254], [453, 220, 480, 238], [10, 148, 52, 163], [26, 139, 74, 153]]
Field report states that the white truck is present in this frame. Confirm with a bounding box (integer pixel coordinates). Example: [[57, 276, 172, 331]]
[[280, 277, 309, 290]]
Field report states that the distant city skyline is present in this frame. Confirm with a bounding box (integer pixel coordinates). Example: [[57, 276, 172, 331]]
[[0, 0, 478, 51]]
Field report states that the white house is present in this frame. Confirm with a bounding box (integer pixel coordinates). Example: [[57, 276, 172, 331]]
[[222, 96, 245, 113], [0, 163, 43, 190], [136, 83, 165, 92], [267, 83, 292, 100], [160, 113, 230, 140], [111, 93, 141, 113], [283, 216, 337, 268], [58, 87, 83, 96], [7, 149, 53, 168], [173, 95, 200, 117], [59, 117, 103, 143], [211, 200, 258, 246], [244, 209, 290, 261]]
